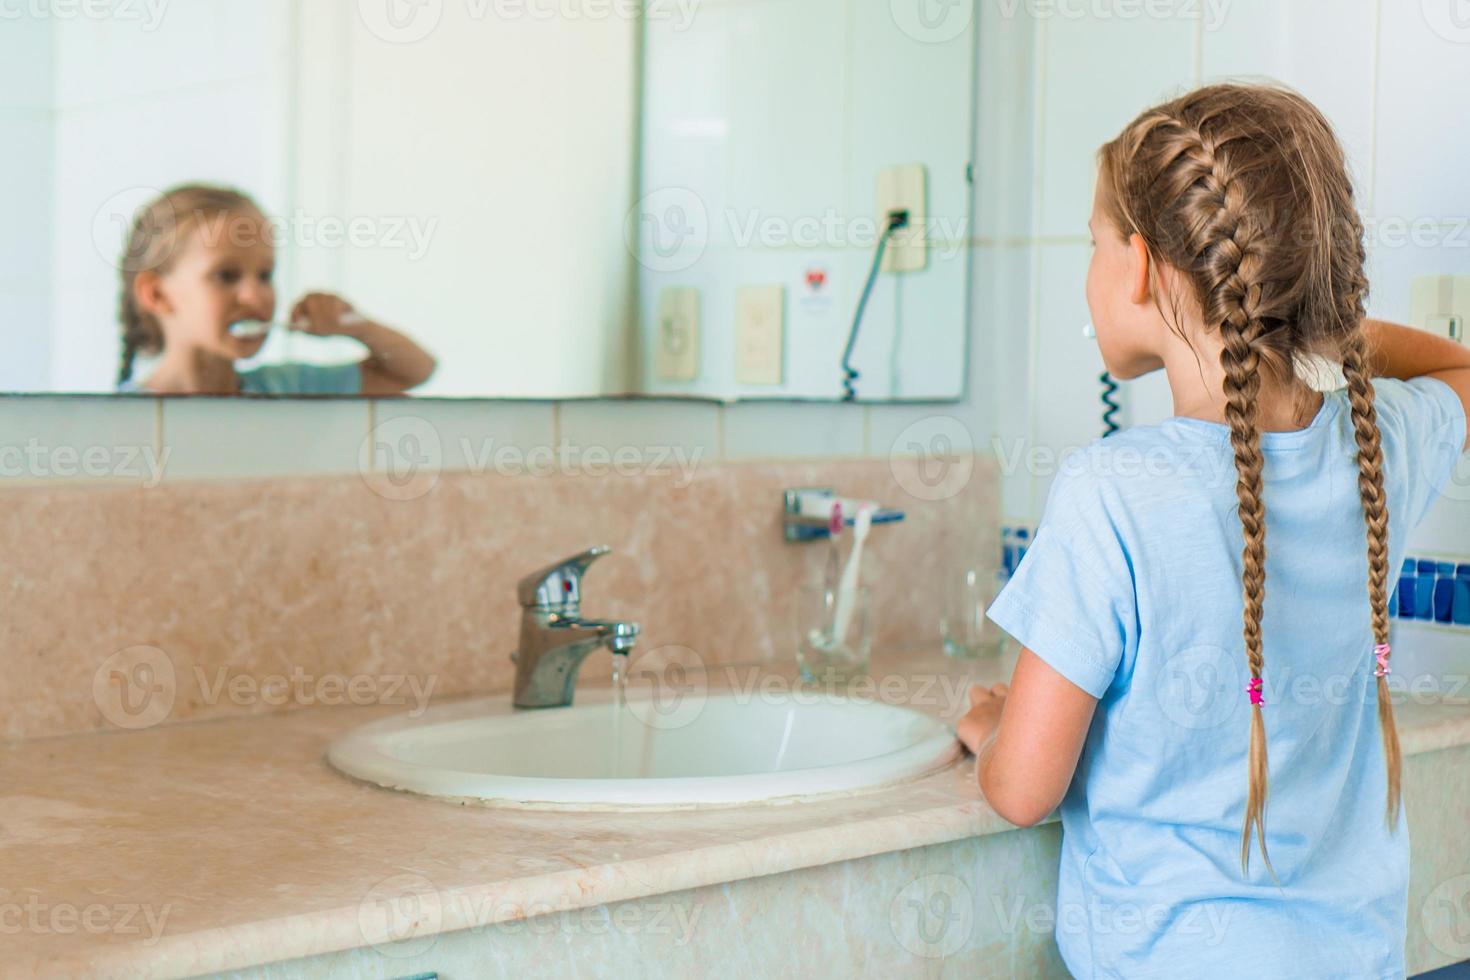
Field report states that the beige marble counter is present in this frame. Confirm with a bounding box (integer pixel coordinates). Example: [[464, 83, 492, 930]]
[[4, 651, 1469, 980]]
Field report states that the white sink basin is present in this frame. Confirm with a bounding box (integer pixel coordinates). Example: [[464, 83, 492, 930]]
[[327, 691, 962, 810]]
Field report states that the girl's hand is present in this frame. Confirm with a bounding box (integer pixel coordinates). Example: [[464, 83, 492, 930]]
[[289, 292, 363, 337], [956, 682, 1009, 755]]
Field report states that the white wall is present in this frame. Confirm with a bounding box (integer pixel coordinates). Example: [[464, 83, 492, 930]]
[[45, 0, 287, 393], [286, 4, 638, 399], [0, 15, 55, 392], [997, 0, 1470, 558], [637, 0, 976, 401]]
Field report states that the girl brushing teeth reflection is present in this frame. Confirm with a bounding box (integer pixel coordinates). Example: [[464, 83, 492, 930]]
[[116, 185, 436, 395]]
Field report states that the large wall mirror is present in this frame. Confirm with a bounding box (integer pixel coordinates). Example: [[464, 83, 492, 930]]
[[2, 1, 976, 401]]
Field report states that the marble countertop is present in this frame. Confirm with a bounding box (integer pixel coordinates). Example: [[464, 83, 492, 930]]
[[5, 650, 1470, 979]]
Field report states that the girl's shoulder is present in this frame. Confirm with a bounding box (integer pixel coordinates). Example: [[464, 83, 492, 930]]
[[1371, 376, 1465, 446]]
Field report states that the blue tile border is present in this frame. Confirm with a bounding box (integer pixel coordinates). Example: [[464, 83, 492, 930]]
[[1000, 524, 1035, 581], [1394, 555, 1470, 628]]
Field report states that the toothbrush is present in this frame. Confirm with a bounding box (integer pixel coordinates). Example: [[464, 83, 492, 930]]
[[229, 312, 367, 339], [830, 506, 872, 645], [824, 502, 845, 593]]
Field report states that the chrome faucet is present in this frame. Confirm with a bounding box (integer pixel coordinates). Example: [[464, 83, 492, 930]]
[[511, 546, 640, 709]]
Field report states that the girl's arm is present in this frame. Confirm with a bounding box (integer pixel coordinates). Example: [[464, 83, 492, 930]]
[[290, 293, 438, 395], [1364, 318, 1470, 449], [957, 648, 1098, 827], [342, 318, 438, 396]]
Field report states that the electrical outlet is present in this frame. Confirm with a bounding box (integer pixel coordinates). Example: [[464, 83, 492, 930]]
[[876, 164, 928, 274], [1410, 275, 1470, 343], [655, 287, 700, 381], [735, 285, 785, 385]]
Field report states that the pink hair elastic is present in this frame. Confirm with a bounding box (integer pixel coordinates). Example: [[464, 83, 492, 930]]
[[1374, 643, 1392, 678], [1246, 677, 1264, 707]]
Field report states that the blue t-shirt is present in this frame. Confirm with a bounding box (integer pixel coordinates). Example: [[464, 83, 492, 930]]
[[988, 377, 1466, 979], [236, 362, 362, 396], [118, 362, 362, 396]]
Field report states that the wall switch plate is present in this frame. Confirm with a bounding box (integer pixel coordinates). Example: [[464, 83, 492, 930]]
[[735, 285, 785, 385], [655, 287, 700, 381], [876, 163, 928, 274], [1410, 275, 1470, 343]]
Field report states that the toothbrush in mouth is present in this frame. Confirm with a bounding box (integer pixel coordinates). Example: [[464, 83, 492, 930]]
[[229, 312, 367, 339]]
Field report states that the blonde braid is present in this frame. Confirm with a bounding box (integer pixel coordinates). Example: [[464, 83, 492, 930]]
[[1340, 329, 1402, 827], [1219, 316, 1273, 875], [1130, 108, 1282, 872], [1187, 126, 1277, 875]]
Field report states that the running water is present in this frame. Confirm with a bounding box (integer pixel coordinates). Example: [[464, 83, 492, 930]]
[[609, 653, 628, 777]]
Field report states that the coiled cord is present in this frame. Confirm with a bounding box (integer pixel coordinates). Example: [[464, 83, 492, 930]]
[[1100, 372, 1122, 437], [841, 211, 908, 402]]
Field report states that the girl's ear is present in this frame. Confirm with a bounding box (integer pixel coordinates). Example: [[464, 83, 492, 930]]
[[1128, 233, 1152, 305], [133, 269, 172, 319]]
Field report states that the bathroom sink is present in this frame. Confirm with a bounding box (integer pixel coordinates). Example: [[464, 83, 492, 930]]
[[327, 691, 962, 810]]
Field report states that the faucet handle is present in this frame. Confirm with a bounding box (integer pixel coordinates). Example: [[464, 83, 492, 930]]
[[517, 545, 612, 609]]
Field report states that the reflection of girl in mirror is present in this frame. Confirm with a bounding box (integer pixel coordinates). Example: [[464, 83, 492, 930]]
[[116, 185, 436, 395]]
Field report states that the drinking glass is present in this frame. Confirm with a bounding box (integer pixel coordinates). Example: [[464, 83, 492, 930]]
[[798, 584, 872, 683]]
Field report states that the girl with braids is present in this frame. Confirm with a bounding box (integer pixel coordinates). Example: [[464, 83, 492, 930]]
[[116, 184, 436, 395], [955, 84, 1470, 977]]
